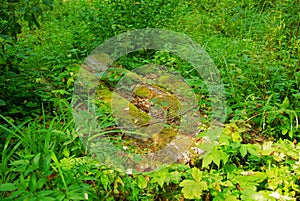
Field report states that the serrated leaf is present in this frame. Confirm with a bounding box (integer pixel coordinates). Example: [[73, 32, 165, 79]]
[[180, 180, 208, 199], [212, 148, 228, 168], [169, 171, 182, 183], [202, 146, 228, 168], [191, 168, 202, 183], [202, 153, 213, 168], [150, 168, 169, 187]]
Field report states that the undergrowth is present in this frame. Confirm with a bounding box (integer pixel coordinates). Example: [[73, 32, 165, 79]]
[[0, 0, 299, 200]]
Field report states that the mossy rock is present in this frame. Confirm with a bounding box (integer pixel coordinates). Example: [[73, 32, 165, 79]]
[[128, 101, 150, 126], [96, 85, 151, 127], [134, 85, 151, 99], [151, 127, 178, 150], [95, 82, 113, 103], [94, 69, 196, 154]]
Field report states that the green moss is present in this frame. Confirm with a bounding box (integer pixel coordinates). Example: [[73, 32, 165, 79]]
[[151, 127, 178, 150], [153, 94, 179, 111], [134, 85, 151, 98], [95, 83, 113, 103], [129, 103, 150, 125], [96, 84, 150, 126]]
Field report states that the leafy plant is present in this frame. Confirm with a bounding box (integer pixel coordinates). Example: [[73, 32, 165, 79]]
[[180, 167, 208, 199]]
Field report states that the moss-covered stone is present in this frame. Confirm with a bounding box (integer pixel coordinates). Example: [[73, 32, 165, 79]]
[[94, 68, 196, 154], [128, 101, 150, 125], [134, 85, 151, 98], [151, 127, 178, 150]]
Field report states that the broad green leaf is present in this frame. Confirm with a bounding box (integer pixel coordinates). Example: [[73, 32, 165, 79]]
[[24, 165, 37, 177], [160, 101, 168, 106], [202, 145, 229, 168], [9, 159, 30, 166], [240, 144, 259, 157], [282, 128, 288, 135], [43, 153, 52, 173], [180, 180, 199, 198], [101, 175, 109, 191], [8, 189, 27, 199], [37, 190, 55, 197], [202, 152, 213, 168], [67, 77, 74, 87], [180, 180, 208, 199], [180, 167, 208, 199], [233, 172, 267, 190], [0, 183, 17, 191], [247, 145, 259, 157], [211, 148, 229, 168], [220, 180, 234, 187], [240, 145, 248, 157], [37, 177, 48, 190], [29, 172, 37, 192], [137, 175, 148, 189], [67, 191, 85, 200], [10, 159, 30, 172], [33, 153, 41, 168], [114, 176, 124, 194]]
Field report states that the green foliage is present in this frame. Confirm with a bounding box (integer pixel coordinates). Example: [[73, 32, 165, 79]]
[[1, 0, 299, 200], [0, 0, 54, 120], [169, 0, 299, 140], [179, 168, 208, 199], [0, 0, 53, 42], [2, 115, 299, 200]]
